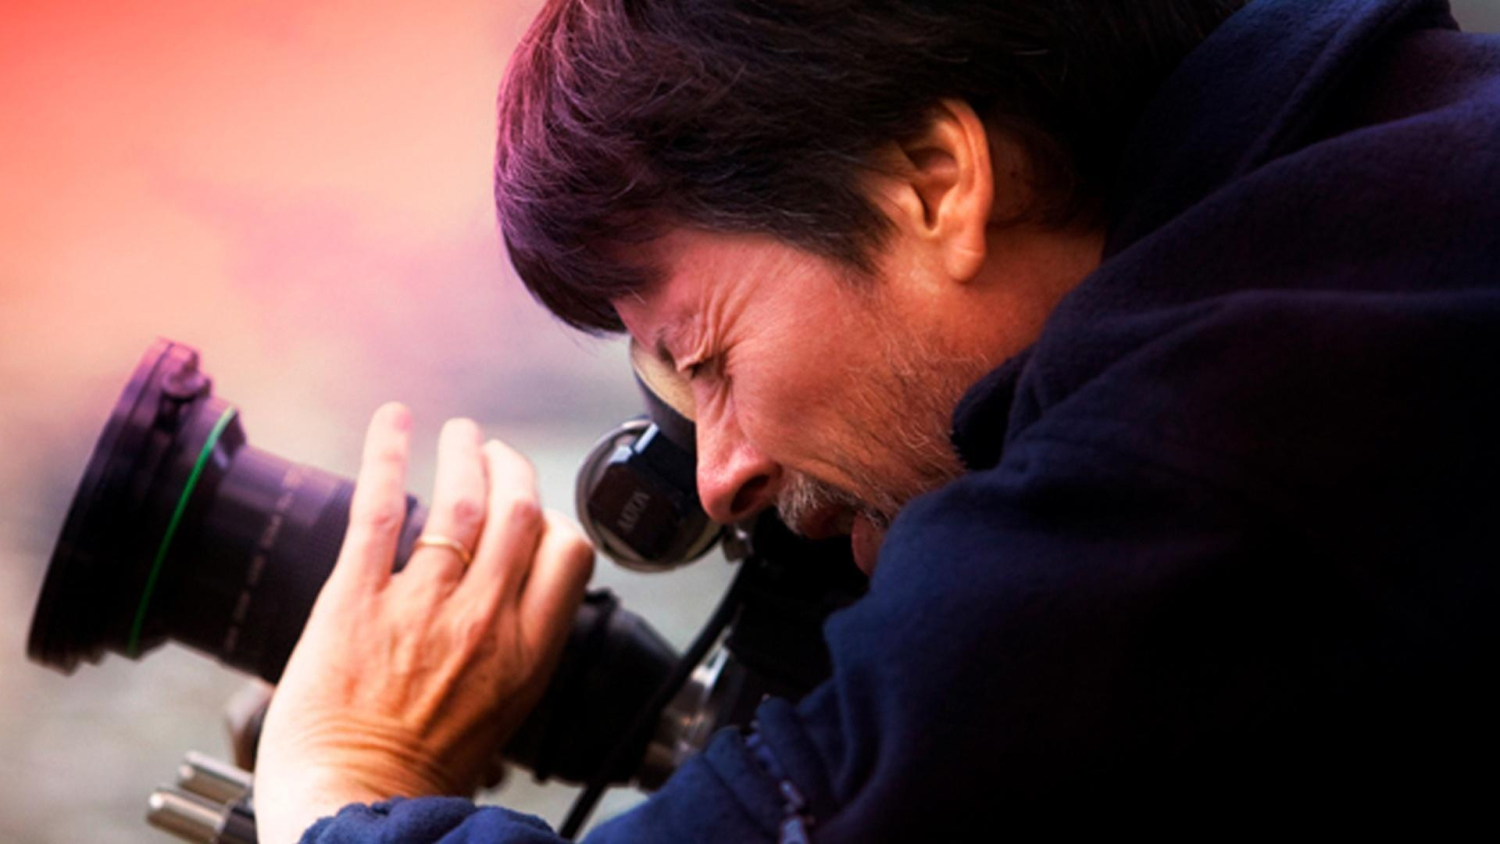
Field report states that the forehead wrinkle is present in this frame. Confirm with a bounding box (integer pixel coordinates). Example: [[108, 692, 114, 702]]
[[706, 235, 770, 349], [645, 234, 718, 367], [642, 228, 778, 369]]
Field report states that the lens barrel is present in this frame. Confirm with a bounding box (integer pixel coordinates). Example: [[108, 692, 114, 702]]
[[27, 340, 425, 680], [28, 339, 676, 784]]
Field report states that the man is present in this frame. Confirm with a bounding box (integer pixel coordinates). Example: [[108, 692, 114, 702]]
[[256, 0, 1500, 840]]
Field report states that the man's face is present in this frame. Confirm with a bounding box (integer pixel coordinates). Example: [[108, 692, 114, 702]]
[[614, 228, 986, 574]]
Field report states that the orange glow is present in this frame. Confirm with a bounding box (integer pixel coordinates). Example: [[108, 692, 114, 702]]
[[0, 0, 636, 473], [0, 2, 660, 836]]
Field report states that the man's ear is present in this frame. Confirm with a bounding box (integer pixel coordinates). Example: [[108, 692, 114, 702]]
[[876, 98, 1020, 284]]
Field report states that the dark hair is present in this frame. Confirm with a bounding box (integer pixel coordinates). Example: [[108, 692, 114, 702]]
[[495, 0, 1245, 333]]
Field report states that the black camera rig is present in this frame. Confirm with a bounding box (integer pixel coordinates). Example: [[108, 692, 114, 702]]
[[27, 339, 865, 841]]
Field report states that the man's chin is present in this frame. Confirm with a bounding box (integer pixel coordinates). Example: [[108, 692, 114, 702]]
[[850, 512, 885, 576]]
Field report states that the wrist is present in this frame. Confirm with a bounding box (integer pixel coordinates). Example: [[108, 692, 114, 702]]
[[254, 771, 378, 844], [276, 715, 465, 797], [255, 717, 467, 844]]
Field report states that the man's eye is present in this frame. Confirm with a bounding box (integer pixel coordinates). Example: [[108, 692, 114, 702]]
[[682, 351, 726, 384]]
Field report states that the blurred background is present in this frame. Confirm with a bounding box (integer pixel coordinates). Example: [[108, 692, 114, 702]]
[[3, 1, 1498, 841], [0, 0, 739, 839]]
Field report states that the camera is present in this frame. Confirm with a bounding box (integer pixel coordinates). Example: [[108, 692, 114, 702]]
[[27, 339, 865, 840]]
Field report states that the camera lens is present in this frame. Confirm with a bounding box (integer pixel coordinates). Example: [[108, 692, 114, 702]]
[[27, 340, 427, 682], [28, 339, 683, 785]]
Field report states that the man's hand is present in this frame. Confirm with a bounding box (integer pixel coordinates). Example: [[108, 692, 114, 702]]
[[254, 403, 595, 844]]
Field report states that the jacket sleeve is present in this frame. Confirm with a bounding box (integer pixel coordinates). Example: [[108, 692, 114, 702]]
[[297, 708, 817, 842], [300, 425, 1334, 842]]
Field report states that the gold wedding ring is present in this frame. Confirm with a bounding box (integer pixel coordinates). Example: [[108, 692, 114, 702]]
[[414, 534, 474, 568]]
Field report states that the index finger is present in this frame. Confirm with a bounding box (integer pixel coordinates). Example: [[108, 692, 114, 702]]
[[328, 402, 413, 593]]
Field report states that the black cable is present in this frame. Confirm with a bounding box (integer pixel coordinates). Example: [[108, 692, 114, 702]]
[[559, 562, 752, 839]]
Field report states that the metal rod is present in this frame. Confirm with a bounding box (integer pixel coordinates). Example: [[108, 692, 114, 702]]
[[147, 787, 225, 844], [177, 751, 253, 804]]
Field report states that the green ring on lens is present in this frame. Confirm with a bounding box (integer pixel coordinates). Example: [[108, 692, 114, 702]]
[[126, 405, 239, 656]]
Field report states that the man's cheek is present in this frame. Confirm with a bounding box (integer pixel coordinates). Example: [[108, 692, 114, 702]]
[[741, 382, 835, 454]]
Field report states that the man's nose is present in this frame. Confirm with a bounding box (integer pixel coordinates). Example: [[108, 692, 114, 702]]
[[695, 421, 781, 524]]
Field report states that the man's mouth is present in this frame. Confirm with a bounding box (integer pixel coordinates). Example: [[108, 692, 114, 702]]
[[774, 471, 891, 576], [783, 502, 852, 539], [777, 498, 886, 576]]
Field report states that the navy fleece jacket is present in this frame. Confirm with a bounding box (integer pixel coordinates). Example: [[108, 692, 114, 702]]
[[303, 0, 1500, 839]]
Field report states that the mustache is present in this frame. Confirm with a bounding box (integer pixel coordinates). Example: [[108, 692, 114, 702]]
[[774, 471, 890, 536]]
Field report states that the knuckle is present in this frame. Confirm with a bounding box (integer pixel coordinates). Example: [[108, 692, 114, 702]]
[[502, 496, 544, 534], [454, 613, 496, 651], [373, 440, 407, 467], [448, 494, 486, 530], [359, 499, 407, 534]]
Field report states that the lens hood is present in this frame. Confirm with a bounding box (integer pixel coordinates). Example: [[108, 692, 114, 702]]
[[29, 339, 213, 671]]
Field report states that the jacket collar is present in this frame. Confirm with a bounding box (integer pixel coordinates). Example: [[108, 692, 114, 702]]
[[947, 0, 1455, 472], [1104, 0, 1454, 256], [949, 348, 1031, 472]]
